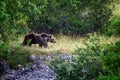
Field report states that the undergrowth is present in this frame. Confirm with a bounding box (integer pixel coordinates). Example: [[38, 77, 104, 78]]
[[49, 34, 120, 80]]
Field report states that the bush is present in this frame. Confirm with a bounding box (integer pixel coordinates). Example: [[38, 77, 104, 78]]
[[0, 0, 28, 42], [106, 15, 120, 36], [7, 46, 30, 69], [97, 41, 120, 80], [97, 74, 120, 80], [50, 58, 73, 80], [50, 35, 105, 80], [69, 35, 104, 80], [0, 42, 11, 60], [22, 0, 113, 35], [102, 41, 120, 74], [0, 42, 30, 69]]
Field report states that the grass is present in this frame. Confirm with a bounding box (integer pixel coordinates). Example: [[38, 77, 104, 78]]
[[10, 34, 84, 55], [10, 34, 119, 55], [113, 2, 120, 15], [5, 34, 119, 69]]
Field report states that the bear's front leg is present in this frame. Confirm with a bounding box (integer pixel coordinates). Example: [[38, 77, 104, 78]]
[[43, 43, 48, 48]]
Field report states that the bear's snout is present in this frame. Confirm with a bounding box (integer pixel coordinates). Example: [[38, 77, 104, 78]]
[[52, 40, 56, 43], [50, 39, 56, 43]]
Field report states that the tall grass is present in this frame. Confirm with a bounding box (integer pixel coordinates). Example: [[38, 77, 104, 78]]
[[10, 34, 119, 55], [113, 2, 120, 15]]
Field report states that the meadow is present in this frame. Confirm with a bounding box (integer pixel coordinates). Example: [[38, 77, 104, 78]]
[[10, 34, 119, 55]]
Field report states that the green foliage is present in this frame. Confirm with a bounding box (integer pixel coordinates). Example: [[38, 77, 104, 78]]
[[0, 0, 29, 69], [50, 58, 72, 80], [0, 42, 11, 60], [8, 46, 30, 69], [106, 15, 120, 36], [0, 0, 115, 41], [0, 0, 28, 42], [96, 40, 120, 80], [70, 35, 104, 80], [22, 0, 113, 35], [0, 42, 30, 69], [50, 35, 105, 80], [102, 41, 120, 74], [97, 74, 120, 80]]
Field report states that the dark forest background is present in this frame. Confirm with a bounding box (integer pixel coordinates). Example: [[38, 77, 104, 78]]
[[1, 0, 119, 42]]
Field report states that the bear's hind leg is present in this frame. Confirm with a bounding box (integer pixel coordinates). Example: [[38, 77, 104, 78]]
[[22, 36, 29, 46]]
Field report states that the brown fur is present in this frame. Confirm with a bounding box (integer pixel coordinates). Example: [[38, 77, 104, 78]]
[[22, 33, 56, 48], [39, 33, 51, 38]]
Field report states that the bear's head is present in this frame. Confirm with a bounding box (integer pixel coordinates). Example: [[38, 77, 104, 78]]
[[47, 35, 56, 43]]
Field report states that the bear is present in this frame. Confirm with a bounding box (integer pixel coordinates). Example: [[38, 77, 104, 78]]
[[22, 33, 56, 48]]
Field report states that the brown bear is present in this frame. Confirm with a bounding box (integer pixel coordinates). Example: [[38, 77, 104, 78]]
[[22, 33, 56, 48]]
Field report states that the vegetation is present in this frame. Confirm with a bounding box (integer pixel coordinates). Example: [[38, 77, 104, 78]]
[[50, 35, 103, 80], [0, 0, 114, 40], [50, 34, 120, 80], [97, 41, 120, 80], [0, 0, 120, 80], [50, 35, 107, 80], [0, 42, 31, 68], [0, 0, 28, 42], [106, 15, 120, 36], [23, 0, 114, 35]]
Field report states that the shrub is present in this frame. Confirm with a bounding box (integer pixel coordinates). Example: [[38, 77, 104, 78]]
[[102, 41, 120, 74], [22, 0, 113, 35], [0, 42, 11, 60], [69, 35, 104, 80], [50, 58, 73, 80], [97, 74, 120, 80], [50, 34, 105, 80], [7, 46, 30, 69], [0, 42, 30, 69], [0, 0, 28, 42], [106, 15, 120, 36], [97, 40, 120, 80]]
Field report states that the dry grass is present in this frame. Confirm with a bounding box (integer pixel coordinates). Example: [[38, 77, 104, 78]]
[[10, 34, 85, 55], [113, 2, 120, 15], [10, 34, 119, 56]]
